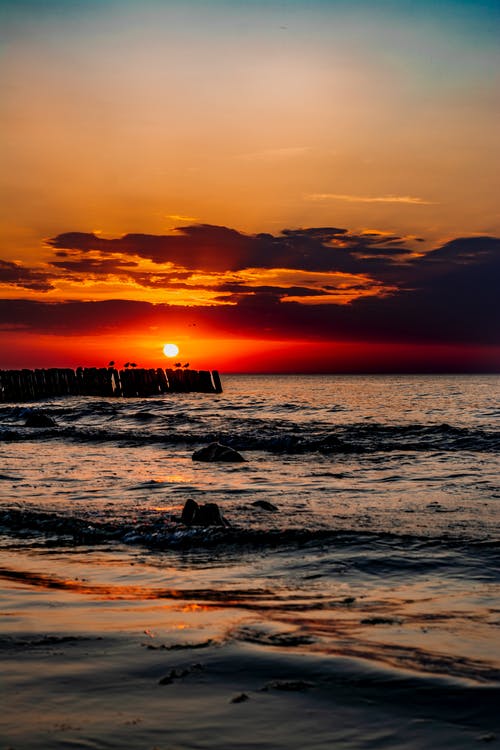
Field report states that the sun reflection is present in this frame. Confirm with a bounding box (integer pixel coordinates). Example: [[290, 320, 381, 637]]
[[180, 603, 212, 613]]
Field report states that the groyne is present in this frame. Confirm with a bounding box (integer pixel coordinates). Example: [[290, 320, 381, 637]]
[[0, 367, 223, 402]]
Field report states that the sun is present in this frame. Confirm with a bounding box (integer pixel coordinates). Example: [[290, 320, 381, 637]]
[[163, 343, 179, 358]]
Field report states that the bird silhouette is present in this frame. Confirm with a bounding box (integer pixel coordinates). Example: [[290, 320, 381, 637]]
[[183, 363, 190, 368], [174, 362, 182, 368], [108, 360, 115, 367], [130, 362, 137, 368], [123, 362, 130, 368]]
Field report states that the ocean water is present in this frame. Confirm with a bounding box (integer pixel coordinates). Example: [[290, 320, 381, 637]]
[[1, 374, 499, 746]]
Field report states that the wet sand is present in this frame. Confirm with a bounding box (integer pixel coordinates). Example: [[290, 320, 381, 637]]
[[3, 632, 499, 750], [2, 568, 499, 750]]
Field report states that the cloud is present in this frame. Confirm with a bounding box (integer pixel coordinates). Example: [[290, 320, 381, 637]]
[[0, 259, 54, 292], [305, 193, 435, 205], [166, 214, 199, 223], [46, 224, 417, 278], [418, 236, 500, 265], [1, 226, 497, 361], [1, 233, 499, 352], [49, 258, 139, 274], [47, 226, 255, 272]]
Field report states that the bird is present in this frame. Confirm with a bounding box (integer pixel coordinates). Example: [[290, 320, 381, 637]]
[[174, 362, 182, 368], [130, 363, 137, 368], [123, 362, 130, 368], [183, 363, 190, 368], [108, 360, 115, 367]]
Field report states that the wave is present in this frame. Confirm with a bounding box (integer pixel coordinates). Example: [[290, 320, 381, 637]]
[[0, 420, 498, 454], [1, 507, 498, 555]]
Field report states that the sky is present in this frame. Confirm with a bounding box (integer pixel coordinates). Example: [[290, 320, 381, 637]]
[[1, 0, 499, 372]]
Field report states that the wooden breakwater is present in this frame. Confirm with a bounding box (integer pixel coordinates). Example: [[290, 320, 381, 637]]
[[0, 367, 223, 402]]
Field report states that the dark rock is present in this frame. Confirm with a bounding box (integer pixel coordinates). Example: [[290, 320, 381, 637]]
[[181, 499, 199, 525], [192, 442, 245, 463], [24, 412, 56, 428], [158, 668, 189, 685], [180, 499, 229, 527], [158, 675, 173, 685], [195, 502, 228, 526], [230, 693, 249, 703], [158, 664, 203, 685], [251, 500, 278, 512]]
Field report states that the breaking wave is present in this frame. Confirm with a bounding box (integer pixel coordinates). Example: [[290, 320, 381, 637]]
[[0, 419, 498, 454]]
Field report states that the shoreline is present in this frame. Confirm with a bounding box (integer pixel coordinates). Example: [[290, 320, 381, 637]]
[[3, 626, 499, 749], [1, 565, 500, 749]]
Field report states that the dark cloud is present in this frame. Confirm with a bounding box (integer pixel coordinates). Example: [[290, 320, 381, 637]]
[[1, 228, 498, 364], [213, 285, 329, 304], [1, 229, 498, 350], [50, 257, 139, 273], [0, 299, 154, 333], [421, 236, 500, 264], [46, 224, 414, 277], [47, 226, 255, 273], [0, 260, 54, 292]]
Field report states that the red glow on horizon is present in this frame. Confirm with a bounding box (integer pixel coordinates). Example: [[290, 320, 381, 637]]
[[0, 331, 498, 374]]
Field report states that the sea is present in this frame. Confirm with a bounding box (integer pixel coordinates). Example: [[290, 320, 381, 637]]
[[1, 374, 499, 748]]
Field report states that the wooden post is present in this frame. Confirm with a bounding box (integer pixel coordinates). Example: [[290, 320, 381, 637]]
[[155, 368, 169, 394], [0, 367, 222, 400], [212, 370, 223, 393], [198, 370, 216, 393]]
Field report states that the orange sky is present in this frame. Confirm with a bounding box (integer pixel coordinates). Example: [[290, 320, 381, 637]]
[[1, 0, 499, 372]]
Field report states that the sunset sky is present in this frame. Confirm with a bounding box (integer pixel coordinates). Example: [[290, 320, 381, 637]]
[[1, 0, 499, 372]]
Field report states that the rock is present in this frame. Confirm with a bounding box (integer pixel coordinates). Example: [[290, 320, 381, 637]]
[[230, 693, 249, 703], [195, 502, 228, 526], [158, 668, 188, 685], [180, 499, 229, 527], [158, 663, 203, 685], [192, 442, 245, 463], [24, 411, 56, 428], [181, 499, 199, 525], [251, 500, 278, 512]]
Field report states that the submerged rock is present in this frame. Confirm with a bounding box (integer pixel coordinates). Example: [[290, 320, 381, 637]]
[[251, 500, 278, 512], [158, 663, 203, 685], [192, 442, 245, 463], [230, 693, 249, 704], [24, 411, 56, 428], [180, 499, 229, 527]]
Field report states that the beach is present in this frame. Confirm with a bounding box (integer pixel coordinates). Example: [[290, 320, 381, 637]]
[[1, 374, 499, 749]]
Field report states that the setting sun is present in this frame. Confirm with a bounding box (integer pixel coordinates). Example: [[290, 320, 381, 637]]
[[163, 343, 179, 358]]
